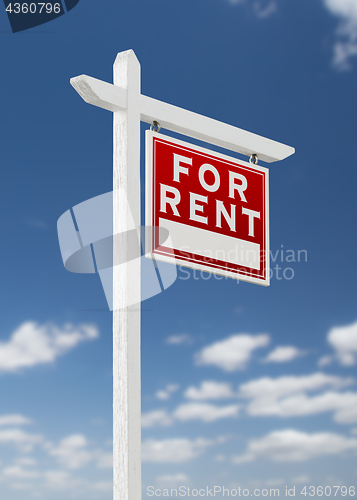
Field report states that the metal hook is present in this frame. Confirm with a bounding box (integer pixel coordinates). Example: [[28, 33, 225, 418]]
[[150, 121, 161, 132], [249, 154, 258, 165]]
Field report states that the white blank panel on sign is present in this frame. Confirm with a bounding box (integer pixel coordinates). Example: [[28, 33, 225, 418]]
[[158, 218, 260, 270]]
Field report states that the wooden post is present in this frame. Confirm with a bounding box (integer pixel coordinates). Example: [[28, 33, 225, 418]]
[[113, 50, 142, 500]]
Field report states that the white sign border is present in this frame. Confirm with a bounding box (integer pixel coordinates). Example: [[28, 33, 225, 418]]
[[145, 129, 270, 286]]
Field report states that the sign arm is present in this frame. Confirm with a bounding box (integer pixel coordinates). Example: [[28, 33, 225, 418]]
[[70, 74, 295, 163], [70, 75, 127, 112]]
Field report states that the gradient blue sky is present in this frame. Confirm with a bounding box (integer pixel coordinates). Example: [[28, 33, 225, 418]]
[[1, 0, 357, 498]]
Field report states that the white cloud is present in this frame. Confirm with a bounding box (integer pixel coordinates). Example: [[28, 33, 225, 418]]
[[322, 0, 357, 70], [184, 381, 235, 400], [43, 469, 84, 490], [323, 0, 357, 21], [263, 346, 305, 363], [157, 473, 189, 486], [332, 39, 357, 69], [142, 410, 173, 428], [0, 322, 99, 372], [253, 0, 277, 18], [233, 429, 357, 463], [239, 372, 352, 400], [326, 320, 357, 365], [165, 334, 193, 345], [226, 0, 245, 5], [0, 414, 32, 426], [195, 334, 270, 372], [292, 475, 311, 484], [0, 428, 43, 452], [318, 355, 334, 367], [96, 452, 113, 469], [265, 478, 284, 487], [92, 481, 113, 491], [156, 384, 180, 400], [142, 438, 214, 463], [239, 372, 355, 421], [47, 435, 94, 469], [47, 433, 113, 472], [6, 481, 34, 490], [247, 391, 357, 422], [15, 457, 37, 467], [225, 0, 277, 19], [0, 426, 114, 495], [173, 403, 239, 422], [143, 388, 239, 426], [1, 465, 40, 480]]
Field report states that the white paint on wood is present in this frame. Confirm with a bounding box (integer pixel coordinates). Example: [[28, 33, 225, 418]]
[[140, 95, 294, 163], [71, 75, 295, 163], [113, 50, 142, 500], [70, 75, 127, 113]]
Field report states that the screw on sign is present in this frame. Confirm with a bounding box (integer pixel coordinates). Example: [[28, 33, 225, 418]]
[[146, 131, 269, 285]]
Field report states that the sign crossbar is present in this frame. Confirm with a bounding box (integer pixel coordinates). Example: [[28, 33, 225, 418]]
[[71, 74, 295, 164]]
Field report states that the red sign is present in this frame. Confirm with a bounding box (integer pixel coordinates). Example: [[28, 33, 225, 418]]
[[145, 131, 269, 285]]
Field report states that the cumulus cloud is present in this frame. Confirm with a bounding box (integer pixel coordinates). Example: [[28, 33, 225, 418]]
[[142, 410, 173, 428], [195, 334, 270, 372], [0, 322, 99, 372], [157, 473, 189, 486], [46, 434, 111, 471], [184, 381, 235, 400], [317, 355, 334, 367], [325, 320, 357, 366], [173, 403, 239, 422], [0, 414, 32, 426], [0, 428, 44, 452], [293, 475, 311, 484], [225, 0, 277, 18], [239, 372, 352, 400], [92, 481, 113, 491], [43, 469, 84, 490], [47, 435, 93, 470], [1, 465, 40, 479], [142, 396, 239, 426], [322, 0, 357, 70], [238, 372, 355, 421], [263, 346, 305, 363], [165, 334, 193, 345], [96, 453, 112, 470], [253, 0, 277, 18], [141, 437, 214, 463], [15, 458, 37, 467], [156, 384, 179, 400], [0, 428, 114, 494], [247, 391, 357, 423], [233, 429, 357, 463]]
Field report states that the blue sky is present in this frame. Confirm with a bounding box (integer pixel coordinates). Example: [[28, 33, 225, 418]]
[[1, 0, 357, 498]]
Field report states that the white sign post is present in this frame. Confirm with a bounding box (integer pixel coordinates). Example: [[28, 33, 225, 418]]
[[70, 49, 294, 500]]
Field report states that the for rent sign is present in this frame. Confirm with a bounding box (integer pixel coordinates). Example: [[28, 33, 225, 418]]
[[146, 131, 269, 286]]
